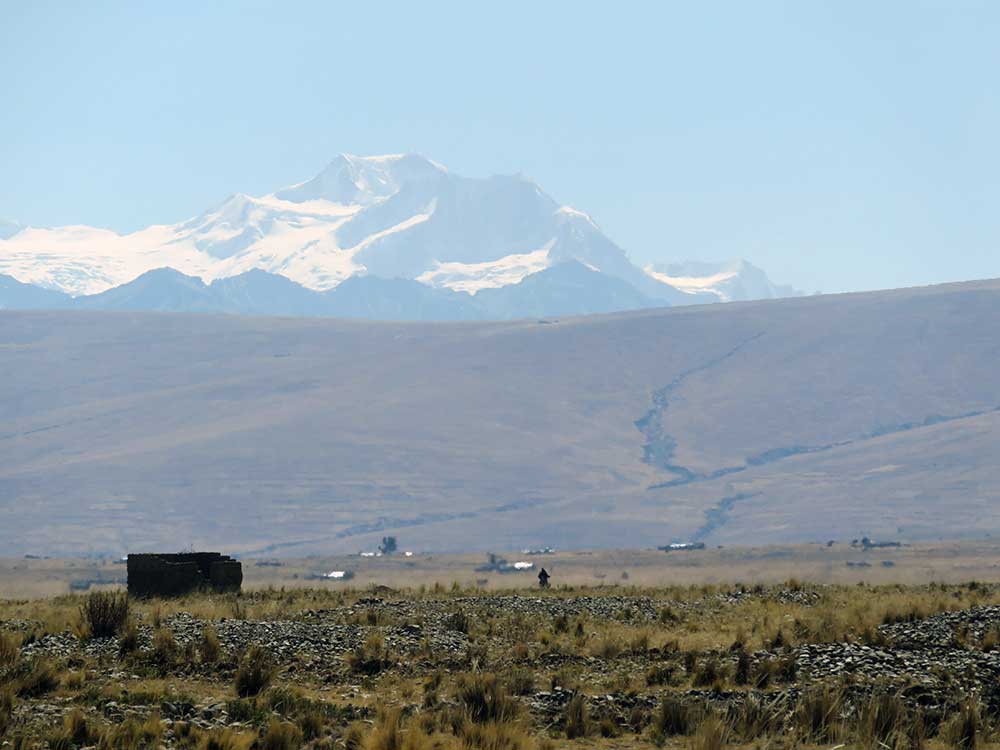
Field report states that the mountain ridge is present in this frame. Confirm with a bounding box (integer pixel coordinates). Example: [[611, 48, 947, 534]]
[[3, 261, 664, 320], [0, 153, 801, 316]]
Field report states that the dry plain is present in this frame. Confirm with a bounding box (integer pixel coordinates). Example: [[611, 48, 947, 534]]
[[5, 549, 1000, 748], [6, 540, 1000, 599]]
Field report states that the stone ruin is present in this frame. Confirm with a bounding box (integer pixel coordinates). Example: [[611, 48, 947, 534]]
[[127, 552, 242, 597]]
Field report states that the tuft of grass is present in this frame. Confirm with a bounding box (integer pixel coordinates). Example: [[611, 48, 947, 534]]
[[649, 695, 700, 746], [225, 698, 267, 725], [456, 673, 518, 724], [0, 688, 15, 737], [63, 669, 86, 690], [692, 714, 731, 750], [645, 663, 674, 686], [734, 648, 750, 685], [980, 628, 999, 652], [692, 655, 727, 688], [46, 708, 101, 747], [234, 645, 276, 698], [117, 617, 139, 657], [770, 628, 787, 649], [149, 627, 177, 669], [96, 712, 162, 750], [346, 632, 393, 675], [459, 720, 535, 750], [259, 687, 330, 741], [506, 667, 535, 696], [15, 658, 60, 697], [0, 632, 20, 670], [856, 690, 909, 750], [598, 717, 619, 738], [589, 636, 622, 660], [445, 610, 470, 634], [794, 684, 844, 742], [629, 630, 650, 653], [343, 723, 366, 750], [199, 625, 221, 663], [259, 719, 303, 750], [365, 707, 435, 750], [727, 693, 782, 740], [198, 728, 255, 750], [659, 606, 680, 624], [79, 592, 130, 640], [564, 692, 590, 739], [297, 706, 325, 741], [941, 701, 980, 750], [366, 708, 403, 750]]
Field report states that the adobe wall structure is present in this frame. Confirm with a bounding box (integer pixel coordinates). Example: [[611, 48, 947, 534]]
[[127, 552, 242, 597]]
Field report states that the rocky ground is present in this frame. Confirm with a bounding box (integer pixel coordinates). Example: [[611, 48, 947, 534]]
[[3, 584, 1000, 748]]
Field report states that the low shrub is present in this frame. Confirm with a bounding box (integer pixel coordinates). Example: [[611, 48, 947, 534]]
[[79, 592, 130, 639]]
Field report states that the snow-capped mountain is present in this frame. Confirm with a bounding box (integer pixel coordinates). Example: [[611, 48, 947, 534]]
[[0, 154, 800, 314], [645, 260, 803, 303]]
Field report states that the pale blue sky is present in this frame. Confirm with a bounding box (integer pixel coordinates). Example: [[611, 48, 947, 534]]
[[1, 0, 998, 293]]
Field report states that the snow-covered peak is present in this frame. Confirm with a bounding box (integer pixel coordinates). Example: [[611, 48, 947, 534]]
[[0, 154, 801, 309], [555, 205, 600, 230], [274, 152, 447, 206], [645, 259, 802, 302]]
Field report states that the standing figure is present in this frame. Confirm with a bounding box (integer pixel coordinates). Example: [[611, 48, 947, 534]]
[[538, 568, 550, 588]]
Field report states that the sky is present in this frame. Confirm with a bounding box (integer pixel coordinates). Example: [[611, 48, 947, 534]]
[[1, 0, 998, 294]]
